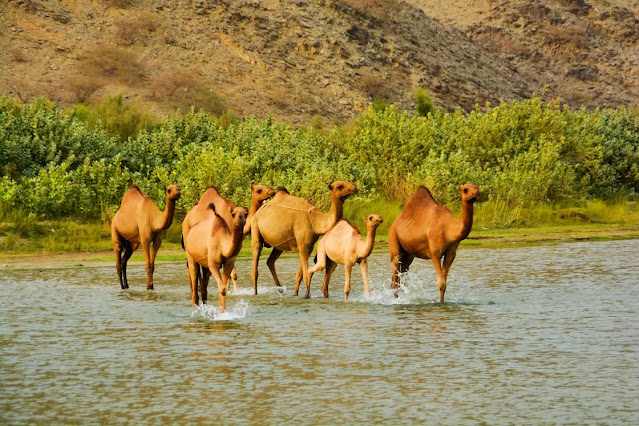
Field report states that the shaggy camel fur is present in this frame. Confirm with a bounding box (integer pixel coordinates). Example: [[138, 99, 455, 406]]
[[251, 181, 358, 298], [309, 214, 383, 300], [185, 204, 247, 311], [111, 184, 181, 290], [182, 187, 238, 289], [388, 184, 480, 302]]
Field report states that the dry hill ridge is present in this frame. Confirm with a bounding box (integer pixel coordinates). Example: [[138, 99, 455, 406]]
[[0, 0, 636, 124]]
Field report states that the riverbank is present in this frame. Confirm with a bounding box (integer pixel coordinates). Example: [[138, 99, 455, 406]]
[[3, 222, 639, 270]]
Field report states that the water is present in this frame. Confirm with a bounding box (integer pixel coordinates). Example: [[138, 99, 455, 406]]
[[1, 240, 638, 423]]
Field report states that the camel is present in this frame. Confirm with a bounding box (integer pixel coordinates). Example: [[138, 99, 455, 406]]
[[308, 214, 383, 300], [388, 184, 480, 302], [181, 185, 274, 292], [184, 204, 247, 311], [251, 181, 358, 298], [111, 184, 181, 290]]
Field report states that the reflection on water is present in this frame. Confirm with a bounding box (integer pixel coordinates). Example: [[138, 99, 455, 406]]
[[1, 240, 639, 423]]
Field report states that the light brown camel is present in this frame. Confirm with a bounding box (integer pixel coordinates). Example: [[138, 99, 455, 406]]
[[308, 214, 383, 300], [388, 184, 480, 302], [182, 186, 238, 288], [251, 181, 358, 298], [111, 184, 181, 290], [185, 204, 247, 311], [181, 185, 275, 292]]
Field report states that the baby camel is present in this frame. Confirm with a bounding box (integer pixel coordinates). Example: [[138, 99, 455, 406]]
[[309, 214, 383, 300], [111, 185, 181, 290], [185, 204, 247, 312]]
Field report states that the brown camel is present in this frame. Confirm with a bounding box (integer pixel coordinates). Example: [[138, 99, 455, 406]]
[[182, 185, 274, 292], [111, 184, 181, 290], [308, 214, 383, 300], [185, 204, 247, 311], [388, 184, 480, 302], [251, 181, 358, 298]]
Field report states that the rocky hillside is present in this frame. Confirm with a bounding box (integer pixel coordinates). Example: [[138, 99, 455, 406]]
[[407, 0, 639, 108], [0, 0, 636, 124]]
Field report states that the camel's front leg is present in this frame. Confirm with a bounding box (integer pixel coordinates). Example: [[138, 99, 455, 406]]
[[251, 229, 263, 295], [221, 262, 235, 312], [187, 255, 199, 306], [293, 262, 304, 296], [227, 265, 239, 293], [388, 222, 401, 295], [359, 258, 371, 295], [441, 243, 459, 291], [344, 262, 354, 301], [266, 248, 284, 287], [147, 234, 162, 290], [430, 251, 446, 302], [141, 240, 154, 290], [208, 261, 225, 312]]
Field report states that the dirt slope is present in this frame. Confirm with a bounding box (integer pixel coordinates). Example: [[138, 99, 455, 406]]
[[0, 0, 636, 124]]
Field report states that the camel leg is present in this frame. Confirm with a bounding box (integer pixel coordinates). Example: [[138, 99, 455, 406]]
[[266, 248, 284, 287], [430, 252, 446, 302], [227, 266, 239, 293], [360, 258, 371, 294], [187, 255, 199, 306], [394, 253, 414, 297], [440, 243, 459, 302], [121, 241, 137, 289], [322, 260, 337, 298], [112, 232, 125, 289], [344, 262, 354, 301], [146, 234, 162, 290], [299, 245, 312, 299], [308, 241, 327, 275], [208, 262, 225, 312], [201, 267, 211, 305], [141, 240, 154, 291], [294, 262, 304, 296], [388, 222, 401, 291], [251, 229, 263, 295], [221, 262, 234, 313]]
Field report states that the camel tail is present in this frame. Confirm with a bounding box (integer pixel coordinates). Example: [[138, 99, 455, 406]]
[[181, 235, 185, 250], [314, 253, 317, 265]]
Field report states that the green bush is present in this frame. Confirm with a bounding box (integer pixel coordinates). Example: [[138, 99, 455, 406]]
[[1, 95, 638, 224]]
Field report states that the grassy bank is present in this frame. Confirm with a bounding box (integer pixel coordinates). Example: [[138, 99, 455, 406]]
[[2, 200, 638, 260]]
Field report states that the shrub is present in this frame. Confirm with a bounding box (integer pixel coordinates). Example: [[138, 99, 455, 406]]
[[414, 88, 436, 117]]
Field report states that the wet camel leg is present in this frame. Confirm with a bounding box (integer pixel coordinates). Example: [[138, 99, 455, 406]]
[[266, 248, 284, 287], [322, 260, 337, 298]]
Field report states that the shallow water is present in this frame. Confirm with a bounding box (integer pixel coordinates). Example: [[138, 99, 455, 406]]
[[1, 240, 638, 424]]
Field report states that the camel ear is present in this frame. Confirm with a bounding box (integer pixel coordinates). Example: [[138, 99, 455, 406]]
[[363, 216, 368, 222], [251, 184, 255, 190], [328, 183, 333, 190], [208, 203, 216, 212]]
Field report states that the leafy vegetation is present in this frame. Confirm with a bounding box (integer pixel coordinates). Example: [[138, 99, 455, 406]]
[[1, 94, 638, 250]]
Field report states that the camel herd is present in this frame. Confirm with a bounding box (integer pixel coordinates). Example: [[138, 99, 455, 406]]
[[111, 181, 480, 312]]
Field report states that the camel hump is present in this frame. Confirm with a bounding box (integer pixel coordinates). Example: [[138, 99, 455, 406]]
[[272, 193, 314, 210], [408, 185, 438, 206], [340, 219, 361, 236]]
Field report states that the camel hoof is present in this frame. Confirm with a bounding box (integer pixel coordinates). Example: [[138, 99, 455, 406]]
[[394, 291, 399, 299], [147, 286, 154, 291]]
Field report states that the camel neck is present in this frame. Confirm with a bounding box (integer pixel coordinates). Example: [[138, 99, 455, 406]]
[[225, 221, 245, 258], [357, 225, 378, 258], [457, 200, 474, 240], [311, 194, 344, 235], [244, 198, 264, 235], [154, 197, 176, 231]]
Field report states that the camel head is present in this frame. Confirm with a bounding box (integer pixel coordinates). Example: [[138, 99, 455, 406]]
[[363, 214, 384, 228], [328, 181, 358, 201], [230, 206, 248, 228], [166, 185, 182, 201], [251, 184, 276, 202], [459, 184, 481, 203]]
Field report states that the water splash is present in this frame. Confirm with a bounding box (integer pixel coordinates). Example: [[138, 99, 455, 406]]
[[230, 285, 287, 297], [190, 299, 250, 321]]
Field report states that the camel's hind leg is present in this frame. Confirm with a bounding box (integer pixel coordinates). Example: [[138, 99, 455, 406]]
[[112, 231, 125, 289], [344, 262, 354, 301], [121, 242, 137, 289], [299, 244, 313, 299], [227, 266, 238, 293], [201, 267, 211, 305], [321, 259, 337, 298], [266, 248, 284, 287]]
